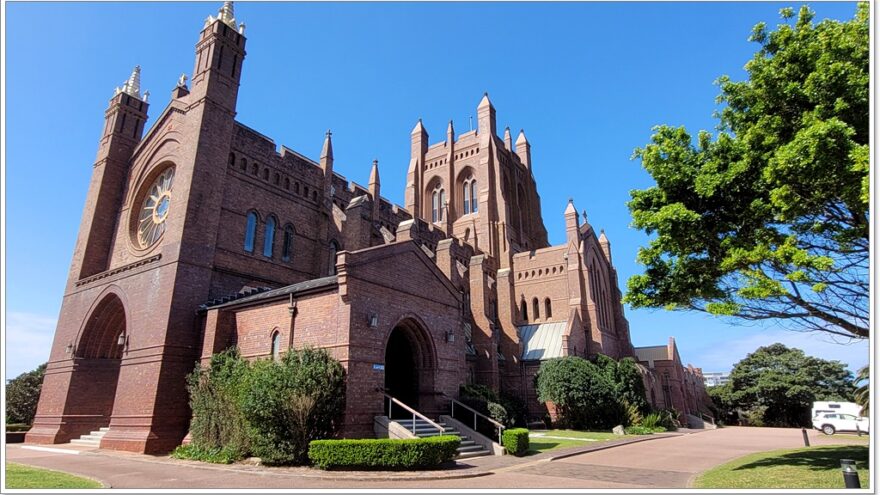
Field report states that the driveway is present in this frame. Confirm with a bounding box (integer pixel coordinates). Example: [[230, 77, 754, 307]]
[[5, 427, 866, 489]]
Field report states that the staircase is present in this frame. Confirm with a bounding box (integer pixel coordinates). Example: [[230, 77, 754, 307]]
[[686, 413, 718, 430], [70, 427, 109, 447], [395, 418, 491, 459]]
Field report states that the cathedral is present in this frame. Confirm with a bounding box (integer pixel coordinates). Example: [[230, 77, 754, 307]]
[[28, 3, 710, 454]]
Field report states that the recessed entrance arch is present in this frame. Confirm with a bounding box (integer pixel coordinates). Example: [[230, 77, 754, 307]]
[[384, 318, 436, 417], [68, 292, 128, 430]]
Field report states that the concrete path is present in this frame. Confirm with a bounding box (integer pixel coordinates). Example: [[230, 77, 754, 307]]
[[5, 427, 867, 489]]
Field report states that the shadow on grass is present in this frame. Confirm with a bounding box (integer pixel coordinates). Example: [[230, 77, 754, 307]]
[[526, 440, 566, 456], [733, 446, 869, 473]]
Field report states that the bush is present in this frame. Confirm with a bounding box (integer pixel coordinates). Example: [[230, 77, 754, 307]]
[[501, 428, 529, 456], [639, 412, 663, 430], [184, 346, 346, 466], [240, 348, 346, 465], [171, 444, 240, 464], [655, 409, 681, 431], [622, 401, 643, 427], [535, 356, 619, 429], [5, 424, 31, 432], [624, 425, 665, 435], [308, 436, 460, 470], [5, 363, 46, 425], [187, 349, 251, 461]]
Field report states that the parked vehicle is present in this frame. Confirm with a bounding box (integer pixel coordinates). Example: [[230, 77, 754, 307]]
[[812, 412, 870, 435], [811, 401, 863, 419]]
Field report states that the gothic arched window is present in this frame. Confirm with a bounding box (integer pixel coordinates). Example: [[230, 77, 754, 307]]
[[263, 216, 276, 257], [328, 240, 340, 275], [282, 224, 295, 262], [521, 300, 528, 322], [432, 186, 445, 223], [532, 298, 540, 321], [471, 180, 478, 213], [271, 331, 281, 362], [545, 298, 552, 319], [244, 212, 258, 252]]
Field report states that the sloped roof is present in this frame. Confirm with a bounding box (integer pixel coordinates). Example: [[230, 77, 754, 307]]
[[634, 345, 669, 363], [517, 321, 568, 361]]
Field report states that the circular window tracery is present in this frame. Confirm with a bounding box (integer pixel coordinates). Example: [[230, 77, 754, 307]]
[[136, 167, 175, 248]]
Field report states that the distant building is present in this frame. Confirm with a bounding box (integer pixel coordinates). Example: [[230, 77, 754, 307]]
[[703, 372, 730, 387]]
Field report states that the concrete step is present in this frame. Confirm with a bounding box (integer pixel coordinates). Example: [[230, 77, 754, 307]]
[[457, 449, 492, 459], [70, 439, 101, 446], [457, 444, 488, 453]]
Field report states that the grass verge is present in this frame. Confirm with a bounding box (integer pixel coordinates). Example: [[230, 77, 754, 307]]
[[694, 444, 869, 489], [527, 429, 640, 455], [5, 462, 103, 489]]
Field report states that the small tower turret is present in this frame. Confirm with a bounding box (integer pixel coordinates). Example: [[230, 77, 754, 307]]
[[477, 93, 496, 137], [598, 229, 612, 264], [516, 129, 531, 171], [190, 1, 247, 113], [405, 118, 428, 215], [369, 159, 381, 219], [321, 130, 334, 201], [503, 126, 512, 150]]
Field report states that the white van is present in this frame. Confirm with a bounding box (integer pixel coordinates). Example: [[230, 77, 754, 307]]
[[812, 401, 863, 419]]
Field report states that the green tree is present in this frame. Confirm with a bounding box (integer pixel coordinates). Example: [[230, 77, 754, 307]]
[[5, 363, 46, 425], [853, 364, 869, 416], [626, 5, 869, 339], [535, 356, 620, 429], [727, 343, 854, 426], [593, 354, 650, 414]]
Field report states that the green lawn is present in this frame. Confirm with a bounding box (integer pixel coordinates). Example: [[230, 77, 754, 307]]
[[5, 463, 103, 489], [527, 429, 639, 455], [694, 445, 870, 489]]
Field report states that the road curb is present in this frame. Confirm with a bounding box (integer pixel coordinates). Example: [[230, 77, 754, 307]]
[[544, 432, 684, 462]]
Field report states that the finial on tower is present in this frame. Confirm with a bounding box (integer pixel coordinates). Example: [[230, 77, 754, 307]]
[[206, 1, 240, 30], [369, 159, 380, 186], [478, 92, 493, 109], [177, 73, 188, 88], [447, 120, 454, 134], [120, 65, 143, 99], [411, 118, 426, 135], [321, 129, 334, 160], [582, 210, 588, 223]]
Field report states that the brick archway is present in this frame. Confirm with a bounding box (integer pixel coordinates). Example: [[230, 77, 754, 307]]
[[384, 317, 437, 415], [70, 292, 128, 432]]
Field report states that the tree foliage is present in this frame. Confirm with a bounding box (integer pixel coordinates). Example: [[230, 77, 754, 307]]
[[626, 5, 869, 339], [183, 347, 346, 466], [535, 355, 649, 429], [721, 343, 854, 427], [853, 364, 869, 416], [5, 363, 46, 425]]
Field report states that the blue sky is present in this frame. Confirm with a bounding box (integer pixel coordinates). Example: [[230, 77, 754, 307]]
[[4, 1, 869, 379]]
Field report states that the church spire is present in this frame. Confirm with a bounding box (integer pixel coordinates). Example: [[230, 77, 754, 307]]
[[516, 128, 531, 170], [205, 1, 242, 32], [369, 159, 381, 219], [117, 65, 143, 100], [504, 126, 512, 150], [321, 129, 333, 161]]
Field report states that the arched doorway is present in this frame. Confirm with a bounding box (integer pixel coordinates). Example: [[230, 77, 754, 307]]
[[69, 293, 128, 429], [384, 318, 435, 417]]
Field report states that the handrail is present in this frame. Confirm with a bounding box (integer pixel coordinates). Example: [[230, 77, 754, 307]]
[[700, 413, 715, 425], [444, 394, 504, 429], [383, 394, 446, 435], [442, 393, 505, 444]]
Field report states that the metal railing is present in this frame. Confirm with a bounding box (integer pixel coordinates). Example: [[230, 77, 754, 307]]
[[700, 413, 716, 426], [384, 394, 446, 436], [444, 394, 505, 444]]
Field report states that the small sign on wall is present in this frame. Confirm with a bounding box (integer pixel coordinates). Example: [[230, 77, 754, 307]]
[[372, 363, 385, 371]]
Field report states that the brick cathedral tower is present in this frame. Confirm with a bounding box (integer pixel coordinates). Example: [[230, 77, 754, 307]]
[[28, 2, 248, 453]]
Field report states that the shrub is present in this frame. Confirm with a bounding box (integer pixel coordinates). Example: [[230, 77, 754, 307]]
[[535, 356, 619, 429], [593, 355, 650, 414], [5, 363, 46, 425], [655, 408, 681, 431], [186, 349, 251, 461], [5, 424, 31, 432], [639, 412, 662, 430], [308, 436, 460, 470], [171, 444, 240, 464], [624, 425, 664, 435], [501, 428, 529, 456], [240, 347, 346, 465], [622, 401, 643, 427]]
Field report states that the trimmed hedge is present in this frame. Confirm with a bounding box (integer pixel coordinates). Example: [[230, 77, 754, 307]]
[[308, 436, 460, 470], [502, 428, 529, 456]]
